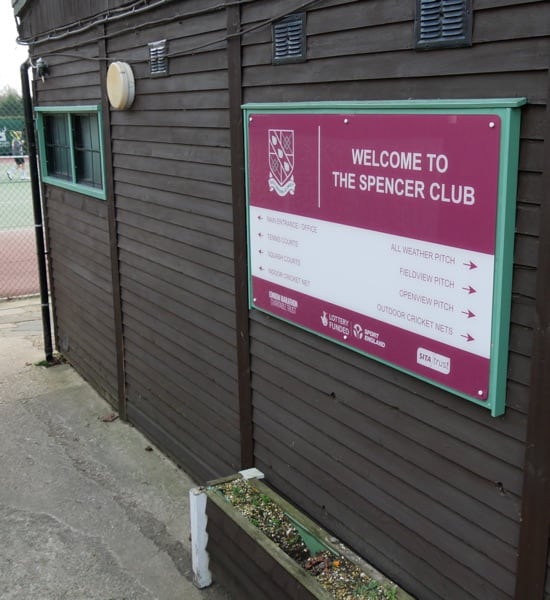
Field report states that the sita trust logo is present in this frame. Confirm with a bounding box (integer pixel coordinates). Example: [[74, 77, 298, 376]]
[[268, 129, 296, 197]]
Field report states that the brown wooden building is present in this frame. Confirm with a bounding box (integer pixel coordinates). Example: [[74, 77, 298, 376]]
[[14, 1, 550, 598]]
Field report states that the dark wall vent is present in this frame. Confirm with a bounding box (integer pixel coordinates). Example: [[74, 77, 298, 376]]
[[149, 39, 168, 76], [272, 13, 306, 64], [415, 0, 472, 50]]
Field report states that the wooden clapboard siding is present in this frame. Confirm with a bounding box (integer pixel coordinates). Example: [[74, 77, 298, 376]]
[[26, 25, 119, 404], [106, 0, 240, 482], [250, 311, 525, 600], [17, 0, 108, 34], [26, 34, 104, 105], [240, 2, 546, 599], [44, 185, 118, 404], [242, 71, 548, 106]]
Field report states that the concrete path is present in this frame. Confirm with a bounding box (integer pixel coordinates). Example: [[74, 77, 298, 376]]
[[0, 296, 231, 600]]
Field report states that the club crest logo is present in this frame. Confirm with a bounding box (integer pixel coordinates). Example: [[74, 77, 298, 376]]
[[268, 129, 296, 197]]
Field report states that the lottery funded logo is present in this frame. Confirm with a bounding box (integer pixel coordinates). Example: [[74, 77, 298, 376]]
[[320, 310, 350, 339], [268, 129, 296, 197]]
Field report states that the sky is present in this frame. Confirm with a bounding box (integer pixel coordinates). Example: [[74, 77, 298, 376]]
[[0, 3, 30, 93]]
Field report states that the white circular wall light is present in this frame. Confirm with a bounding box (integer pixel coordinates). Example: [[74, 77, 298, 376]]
[[106, 62, 135, 110]]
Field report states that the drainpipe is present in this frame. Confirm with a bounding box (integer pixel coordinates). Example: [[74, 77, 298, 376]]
[[20, 59, 53, 362]]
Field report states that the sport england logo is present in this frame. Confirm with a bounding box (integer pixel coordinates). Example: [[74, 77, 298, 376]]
[[352, 323, 363, 340], [268, 129, 296, 197]]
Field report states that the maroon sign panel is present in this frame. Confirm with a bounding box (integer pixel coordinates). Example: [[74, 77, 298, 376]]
[[247, 112, 502, 401]]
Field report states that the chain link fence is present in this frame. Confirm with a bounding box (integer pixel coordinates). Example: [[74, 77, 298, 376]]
[[0, 91, 39, 299]]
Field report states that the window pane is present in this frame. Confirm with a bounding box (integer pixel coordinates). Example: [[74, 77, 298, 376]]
[[38, 107, 104, 197], [73, 114, 102, 188], [44, 115, 71, 180]]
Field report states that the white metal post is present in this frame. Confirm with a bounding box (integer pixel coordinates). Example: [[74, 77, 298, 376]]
[[189, 487, 212, 589]]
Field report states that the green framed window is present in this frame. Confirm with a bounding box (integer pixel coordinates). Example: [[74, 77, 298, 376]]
[[35, 106, 105, 199]]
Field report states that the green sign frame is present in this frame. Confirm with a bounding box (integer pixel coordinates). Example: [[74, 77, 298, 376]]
[[243, 99, 525, 416]]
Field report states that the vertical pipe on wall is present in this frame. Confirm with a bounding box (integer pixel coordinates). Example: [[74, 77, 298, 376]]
[[515, 76, 550, 600], [20, 60, 53, 362], [227, 3, 254, 468], [98, 30, 127, 420]]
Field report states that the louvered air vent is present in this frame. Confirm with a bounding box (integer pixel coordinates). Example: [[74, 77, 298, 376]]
[[149, 39, 168, 76], [272, 13, 306, 64], [415, 0, 472, 50]]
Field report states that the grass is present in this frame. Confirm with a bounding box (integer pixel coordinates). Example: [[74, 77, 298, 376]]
[[35, 355, 65, 368]]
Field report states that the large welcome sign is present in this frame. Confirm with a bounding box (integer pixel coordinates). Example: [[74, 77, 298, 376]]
[[244, 100, 524, 415]]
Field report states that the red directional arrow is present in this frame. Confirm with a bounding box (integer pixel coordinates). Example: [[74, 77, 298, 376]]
[[461, 333, 475, 342], [463, 260, 478, 270], [462, 309, 476, 318], [462, 285, 477, 295]]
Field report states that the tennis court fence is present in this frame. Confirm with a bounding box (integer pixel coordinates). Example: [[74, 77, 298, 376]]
[[0, 110, 39, 299]]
